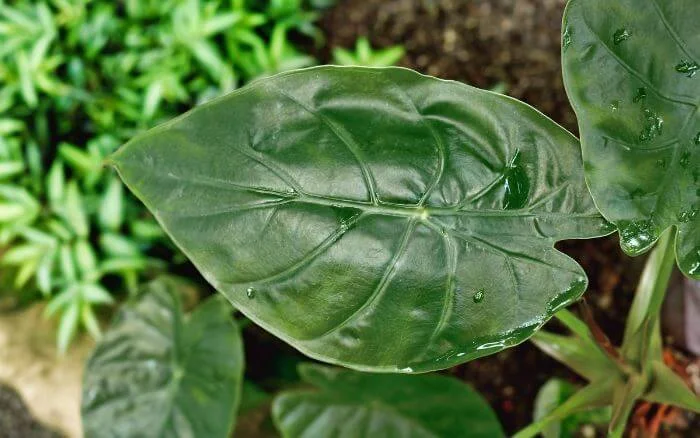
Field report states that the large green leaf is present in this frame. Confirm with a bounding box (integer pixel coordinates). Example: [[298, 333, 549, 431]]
[[562, 0, 700, 278], [112, 66, 611, 372], [81, 278, 244, 438], [272, 363, 504, 438]]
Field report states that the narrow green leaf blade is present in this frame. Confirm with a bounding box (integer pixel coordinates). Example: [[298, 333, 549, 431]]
[[531, 330, 619, 382], [81, 279, 244, 438], [112, 66, 611, 372], [272, 363, 504, 438], [57, 300, 80, 354], [644, 361, 700, 413], [562, 0, 700, 278], [610, 375, 648, 438], [99, 177, 124, 231]]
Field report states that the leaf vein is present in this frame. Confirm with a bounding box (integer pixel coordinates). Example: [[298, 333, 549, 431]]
[[580, 14, 697, 108], [225, 212, 365, 287], [428, 226, 458, 346], [313, 219, 417, 340], [385, 77, 447, 207], [269, 83, 380, 205], [649, 0, 699, 64]]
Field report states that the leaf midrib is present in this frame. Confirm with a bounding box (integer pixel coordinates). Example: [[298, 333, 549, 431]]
[[275, 191, 601, 219], [118, 156, 598, 220]]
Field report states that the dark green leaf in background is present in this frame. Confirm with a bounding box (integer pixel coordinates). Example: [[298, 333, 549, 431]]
[[81, 278, 244, 438], [112, 66, 611, 372], [562, 0, 700, 278], [272, 363, 505, 438]]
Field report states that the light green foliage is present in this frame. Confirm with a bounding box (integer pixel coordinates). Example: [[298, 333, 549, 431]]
[[0, 0, 324, 350], [333, 37, 405, 67], [533, 378, 611, 438], [562, 0, 700, 279], [81, 278, 245, 438], [273, 363, 505, 438], [111, 66, 612, 372]]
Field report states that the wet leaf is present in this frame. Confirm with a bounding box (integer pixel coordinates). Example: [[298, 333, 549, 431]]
[[562, 0, 700, 278], [81, 278, 244, 438], [112, 66, 610, 372], [272, 363, 504, 438]]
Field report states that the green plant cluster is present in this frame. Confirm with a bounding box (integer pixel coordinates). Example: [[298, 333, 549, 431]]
[[332, 37, 405, 67], [0, 0, 327, 352]]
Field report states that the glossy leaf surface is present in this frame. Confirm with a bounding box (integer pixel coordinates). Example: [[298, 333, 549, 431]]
[[112, 66, 611, 372], [81, 279, 244, 438], [272, 363, 504, 438], [562, 0, 700, 278]]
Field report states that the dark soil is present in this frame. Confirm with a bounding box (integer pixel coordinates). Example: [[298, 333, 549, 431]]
[[319, 0, 579, 133], [0, 384, 62, 438]]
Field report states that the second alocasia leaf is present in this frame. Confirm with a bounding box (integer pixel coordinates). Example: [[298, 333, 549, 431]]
[[562, 0, 700, 278], [112, 66, 610, 372], [81, 278, 244, 437], [273, 363, 504, 437]]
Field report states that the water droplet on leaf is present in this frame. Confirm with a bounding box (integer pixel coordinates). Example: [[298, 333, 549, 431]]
[[680, 248, 700, 277], [473, 288, 485, 303], [246, 287, 256, 299], [613, 28, 631, 45], [563, 26, 572, 50], [678, 209, 698, 223], [477, 340, 506, 351], [680, 151, 691, 168], [618, 219, 658, 255], [633, 87, 647, 103], [675, 60, 699, 78], [639, 108, 663, 142], [502, 149, 530, 210], [688, 262, 700, 276], [611, 100, 621, 111], [694, 132, 700, 145]]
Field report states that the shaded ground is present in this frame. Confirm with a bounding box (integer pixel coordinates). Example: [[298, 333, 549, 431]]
[[0, 384, 61, 438]]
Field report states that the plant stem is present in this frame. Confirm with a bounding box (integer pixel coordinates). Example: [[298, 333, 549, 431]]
[[622, 228, 676, 347]]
